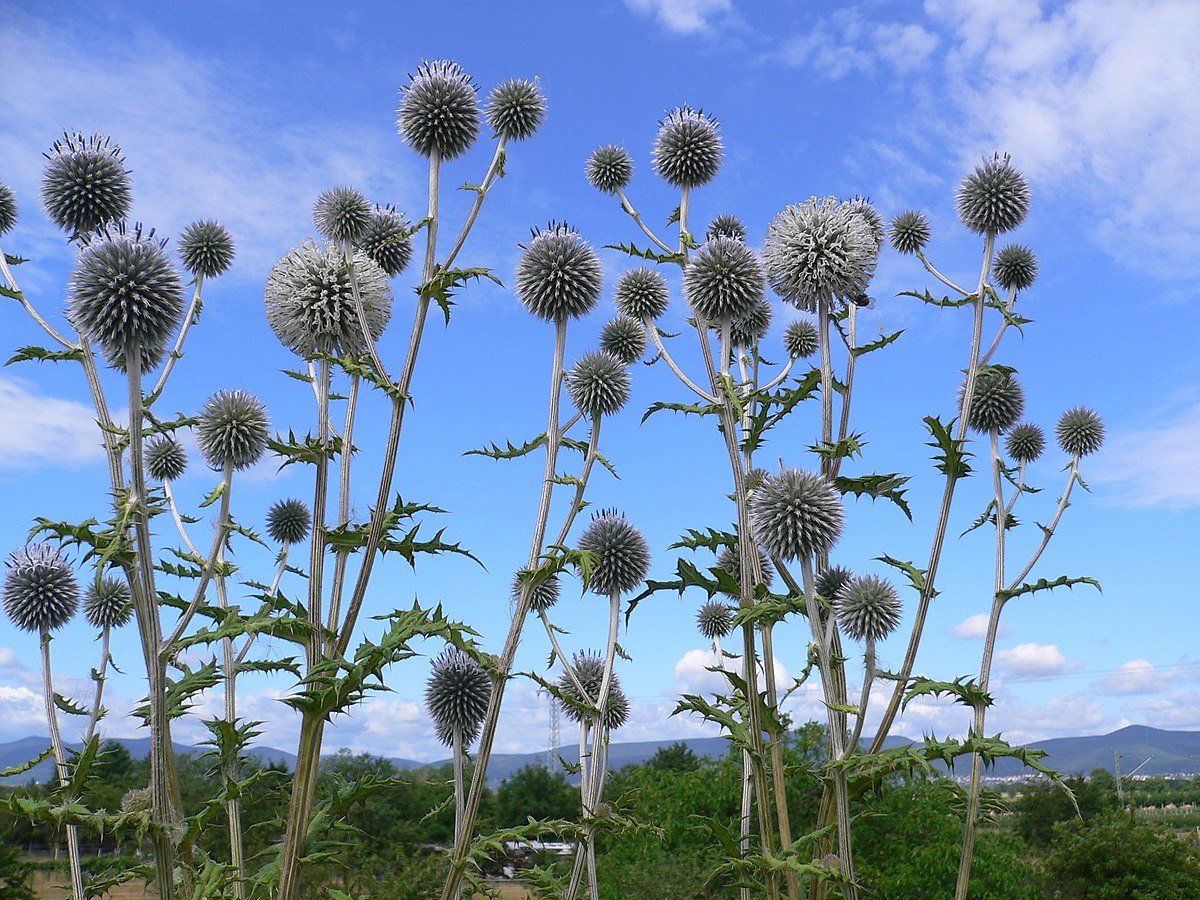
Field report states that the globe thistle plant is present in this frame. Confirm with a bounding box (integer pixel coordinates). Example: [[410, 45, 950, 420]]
[[599, 315, 647, 364], [84, 576, 133, 629], [512, 570, 560, 613], [0, 182, 16, 237], [613, 267, 669, 320], [146, 435, 188, 482], [842, 196, 885, 252], [652, 106, 722, 189], [267, 499, 312, 546], [558, 652, 629, 730], [585, 145, 633, 195], [486, 78, 546, 141], [834, 575, 902, 643], [956, 154, 1030, 236], [889, 210, 932, 255], [749, 468, 844, 561], [783, 318, 819, 359], [716, 543, 774, 593], [313, 187, 372, 245], [357, 206, 413, 278], [3, 543, 79, 633], [397, 60, 480, 160], [815, 566, 853, 602], [706, 214, 747, 242], [993, 244, 1038, 292], [265, 241, 393, 358], [566, 351, 631, 418], [515, 224, 603, 322], [577, 510, 650, 596], [763, 196, 878, 311], [195, 389, 269, 471], [426, 647, 492, 745], [178, 220, 235, 280], [1055, 407, 1105, 457], [730, 296, 772, 348], [41, 132, 132, 237], [697, 600, 735, 640], [1006, 423, 1045, 464], [684, 236, 765, 324], [962, 368, 1025, 434]]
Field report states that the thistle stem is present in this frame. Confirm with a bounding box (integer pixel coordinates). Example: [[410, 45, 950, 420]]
[[40, 630, 85, 900], [84, 626, 112, 747], [147, 276, 204, 406], [326, 372, 360, 643], [615, 188, 674, 254], [0, 243, 76, 348]]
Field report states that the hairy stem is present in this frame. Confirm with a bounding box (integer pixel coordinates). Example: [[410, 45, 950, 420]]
[[41, 631, 85, 900], [326, 373, 361, 642], [147, 276, 204, 405]]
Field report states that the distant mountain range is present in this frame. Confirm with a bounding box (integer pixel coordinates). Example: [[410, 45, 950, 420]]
[[4, 725, 1198, 788]]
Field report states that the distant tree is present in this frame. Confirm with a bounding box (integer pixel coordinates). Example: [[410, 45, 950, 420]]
[[646, 742, 702, 773], [496, 765, 579, 827], [0, 843, 36, 900], [1012, 774, 1117, 847]]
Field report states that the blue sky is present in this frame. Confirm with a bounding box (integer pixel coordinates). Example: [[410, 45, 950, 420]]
[[1, 0, 1198, 763]]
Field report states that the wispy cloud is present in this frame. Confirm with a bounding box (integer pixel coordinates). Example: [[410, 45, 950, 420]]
[[950, 613, 1012, 641], [0, 377, 104, 468], [996, 642, 1077, 678], [1093, 402, 1200, 508], [624, 0, 735, 36]]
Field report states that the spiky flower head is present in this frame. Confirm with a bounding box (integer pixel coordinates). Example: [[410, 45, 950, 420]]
[[706, 214, 747, 242], [697, 600, 735, 640], [516, 223, 602, 322], [716, 543, 774, 593], [3, 543, 78, 633], [585, 145, 633, 195], [842, 196, 885, 252], [357, 206, 413, 277], [397, 60, 480, 160], [0, 182, 17, 236], [577, 510, 650, 597], [265, 241, 393, 358], [889, 210, 931, 255], [614, 267, 668, 320], [956, 154, 1030, 235], [512, 571, 560, 613], [1006, 423, 1045, 464], [815, 566, 852, 601], [730, 296, 772, 348], [120, 787, 150, 815], [962, 368, 1025, 434], [783, 318, 819, 359], [487, 78, 546, 140], [426, 647, 491, 746], [195, 389, 269, 471], [84, 576, 132, 629], [599, 315, 647, 364], [146, 435, 187, 482], [1055, 407, 1104, 457], [993, 244, 1038, 292], [41, 132, 132, 237], [684, 236, 765, 323], [749, 469, 844, 561], [313, 187, 372, 245], [68, 223, 186, 371], [566, 351, 631, 418], [834, 575, 902, 643], [178, 220, 235, 279], [763, 196, 878, 312], [267, 498, 311, 545], [557, 651, 629, 730], [653, 106, 722, 189]]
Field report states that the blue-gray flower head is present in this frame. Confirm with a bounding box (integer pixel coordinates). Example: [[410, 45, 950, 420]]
[[763, 196, 878, 312], [684, 236, 765, 323], [357, 206, 413, 278], [842, 196, 885, 252], [3, 543, 79, 633], [834, 574, 901, 642], [993, 244, 1038, 292], [815, 566, 852, 602], [558, 651, 629, 730], [146, 435, 188, 482], [397, 60, 480, 160], [585, 145, 633, 195], [267, 498, 311, 545], [265, 241, 393, 359], [1006, 423, 1045, 464], [1055, 407, 1104, 457], [599, 315, 647, 365], [0, 182, 17, 236], [84, 576, 132, 629], [653, 106, 722, 189], [961, 367, 1025, 434], [706, 214, 747, 242], [566, 351, 631, 418], [512, 570, 560, 613], [313, 187, 372, 245], [516, 223, 603, 322], [730, 296, 772, 348], [487, 78, 546, 140], [697, 600, 735, 640], [889, 210, 931, 255], [783, 318, 819, 359], [749, 469, 844, 561], [716, 542, 774, 594], [956, 154, 1030, 235], [195, 389, 269, 471], [426, 647, 491, 746], [41, 132, 132, 237], [614, 267, 668, 320], [578, 509, 650, 596], [68, 223, 186, 371], [178, 220, 235, 279]]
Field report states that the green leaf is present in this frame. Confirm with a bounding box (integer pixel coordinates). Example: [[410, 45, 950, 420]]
[[875, 555, 933, 597], [0, 747, 52, 778], [925, 415, 972, 479], [851, 329, 904, 357], [903, 675, 992, 711], [54, 693, 89, 716], [418, 266, 501, 325], [603, 241, 684, 265], [6, 345, 84, 365], [463, 433, 546, 461], [835, 472, 912, 520], [999, 574, 1101, 603]]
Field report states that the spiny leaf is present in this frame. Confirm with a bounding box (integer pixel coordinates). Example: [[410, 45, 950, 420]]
[[835, 472, 912, 520], [603, 241, 684, 265], [999, 574, 1101, 603], [6, 345, 84, 365]]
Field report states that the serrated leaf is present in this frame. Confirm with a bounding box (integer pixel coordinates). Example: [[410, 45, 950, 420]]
[[834, 472, 912, 520], [6, 345, 84, 366], [998, 574, 1101, 603]]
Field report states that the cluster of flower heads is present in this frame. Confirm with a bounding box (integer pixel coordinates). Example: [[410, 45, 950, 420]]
[[425, 647, 492, 746], [586, 105, 723, 197], [557, 651, 630, 731], [577, 510, 650, 597]]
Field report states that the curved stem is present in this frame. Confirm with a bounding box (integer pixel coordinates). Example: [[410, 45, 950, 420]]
[[0, 242, 76, 348], [326, 373, 360, 641], [552, 416, 601, 549], [917, 251, 971, 297], [615, 188, 674, 254], [40, 630, 85, 900], [236, 549, 290, 668], [979, 287, 1018, 368], [644, 316, 715, 402], [1007, 457, 1080, 590], [147, 276, 204, 405], [760, 356, 799, 393], [831, 303, 858, 480], [443, 138, 509, 270], [818, 298, 834, 476], [846, 639, 875, 755], [84, 626, 112, 747]]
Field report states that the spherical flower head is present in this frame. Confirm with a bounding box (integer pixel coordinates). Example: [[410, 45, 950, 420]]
[[763, 196, 878, 312], [313, 187, 372, 245], [41, 132, 132, 237], [961, 367, 1025, 434], [716, 543, 774, 594], [397, 60, 480, 160], [426, 647, 491, 746], [566, 351, 631, 419], [730, 296, 772, 348], [178, 220, 235, 279], [558, 651, 629, 730], [120, 787, 150, 815], [842, 197, 885, 252], [706, 214, 747, 242], [357, 206, 413, 278], [84, 576, 132, 629], [956, 153, 1030, 235], [697, 600, 735, 640], [265, 241, 394, 359], [512, 570, 560, 613], [516, 223, 602, 322], [3, 543, 79, 633], [195, 389, 269, 471], [487, 78, 546, 141], [684, 236, 765, 323], [0, 182, 17, 237], [815, 566, 852, 601], [599, 315, 647, 364], [889, 210, 931, 255], [783, 318, 819, 359], [68, 223, 186, 371], [653, 106, 722, 189], [1006, 423, 1045, 464], [993, 244, 1038, 292], [834, 574, 902, 643], [614, 267, 668, 320], [577, 510, 650, 596], [1055, 407, 1104, 457], [146, 435, 188, 482], [267, 498, 312, 545], [585, 145, 633, 195], [749, 469, 844, 561]]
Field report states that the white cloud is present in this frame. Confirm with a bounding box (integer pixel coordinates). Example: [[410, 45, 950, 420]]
[[950, 613, 1012, 640], [774, 11, 937, 78], [0, 685, 46, 735], [1122, 689, 1200, 731], [1093, 403, 1200, 508], [625, 0, 734, 35], [996, 642, 1076, 678], [0, 377, 104, 468], [1098, 659, 1172, 696]]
